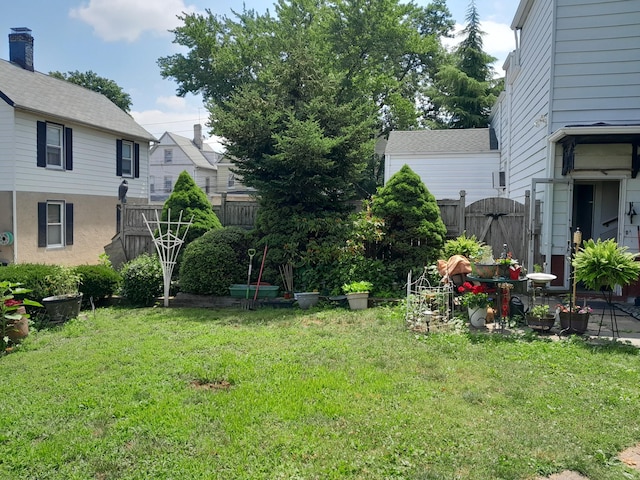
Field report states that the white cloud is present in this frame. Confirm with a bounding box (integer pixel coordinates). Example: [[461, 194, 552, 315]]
[[69, 0, 199, 42], [156, 95, 189, 110]]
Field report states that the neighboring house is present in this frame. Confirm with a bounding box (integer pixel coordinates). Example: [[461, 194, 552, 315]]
[[0, 28, 155, 266], [149, 125, 250, 203], [384, 128, 501, 203], [491, 0, 640, 291], [386, 0, 640, 294]]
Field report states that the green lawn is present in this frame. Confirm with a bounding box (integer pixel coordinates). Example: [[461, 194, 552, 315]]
[[1, 306, 640, 479]]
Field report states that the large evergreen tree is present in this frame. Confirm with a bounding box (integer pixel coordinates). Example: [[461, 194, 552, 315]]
[[158, 0, 452, 283], [424, 0, 501, 128]]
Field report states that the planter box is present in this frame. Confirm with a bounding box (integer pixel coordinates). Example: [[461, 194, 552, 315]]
[[346, 292, 369, 310], [294, 292, 320, 309], [526, 314, 556, 332], [228, 284, 279, 299], [473, 263, 497, 279], [42, 293, 83, 324], [559, 312, 590, 334]]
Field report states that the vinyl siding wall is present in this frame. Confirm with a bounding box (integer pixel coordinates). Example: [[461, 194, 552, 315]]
[[552, 0, 640, 128], [384, 152, 500, 203]]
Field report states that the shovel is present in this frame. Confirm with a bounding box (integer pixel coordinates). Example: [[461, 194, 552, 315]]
[[242, 249, 256, 310]]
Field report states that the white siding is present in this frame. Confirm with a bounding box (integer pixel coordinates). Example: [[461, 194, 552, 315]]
[[0, 102, 15, 191], [551, 0, 640, 128], [13, 111, 149, 200], [495, 0, 554, 202], [385, 152, 500, 203]]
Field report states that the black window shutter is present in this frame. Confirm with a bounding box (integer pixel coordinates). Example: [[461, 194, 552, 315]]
[[37, 121, 46, 167], [116, 139, 123, 176], [134, 142, 140, 178], [65, 203, 74, 246], [65, 127, 73, 171], [37, 202, 47, 247]]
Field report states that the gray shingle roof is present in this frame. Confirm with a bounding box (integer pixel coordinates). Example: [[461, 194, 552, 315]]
[[0, 59, 155, 142], [164, 132, 219, 170], [385, 128, 498, 154]]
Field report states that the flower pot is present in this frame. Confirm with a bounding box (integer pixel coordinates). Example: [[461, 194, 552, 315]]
[[473, 263, 497, 279], [526, 314, 556, 332], [468, 306, 487, 328], [559, 312, 590, 334], [294, 292, 320, 310], [346, 292, 369, 310], [42, 293, 83, 324], [6, 306, 29, 342]]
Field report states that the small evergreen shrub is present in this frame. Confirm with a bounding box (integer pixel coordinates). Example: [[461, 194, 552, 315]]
[[120, 253, 163, 306], [75, 265, 122, 304], [179, 227, 253, 295], [0, 263, 72, 302]]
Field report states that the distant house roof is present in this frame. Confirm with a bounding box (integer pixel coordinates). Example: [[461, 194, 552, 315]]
[[0, 59, 155, 142], [385, 128, 499, 155], [154, 131, 221, 170]]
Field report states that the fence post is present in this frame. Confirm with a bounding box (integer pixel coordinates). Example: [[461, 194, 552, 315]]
[[220, 192, 227, 226], [458, 190, 466, 234]]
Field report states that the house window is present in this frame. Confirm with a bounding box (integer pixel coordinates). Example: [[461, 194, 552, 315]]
[[38, 201, 74, 248], [228, 173, 235, 187], [205, 177, 210, 194], [37, 121, 73, 170], [116, 139, 140, 178], [120, 141, 133, 177], [164, 149, 173, 163], [150, 176, 155, 194], [46, 124, 63, 167], [164, 176, 172, 193]]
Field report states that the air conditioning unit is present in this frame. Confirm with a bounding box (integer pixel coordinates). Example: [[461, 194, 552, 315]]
[[492, 171, 506, 189]]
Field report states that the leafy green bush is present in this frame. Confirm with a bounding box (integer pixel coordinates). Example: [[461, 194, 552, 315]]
[[442, 232, 484, 260], [0, 263, 75, 302], [179, 227, 253, 295], [75, 265, 121, 304], [120, 253, 163, 306]]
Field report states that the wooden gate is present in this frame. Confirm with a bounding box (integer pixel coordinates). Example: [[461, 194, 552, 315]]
[[463, 192, 530, 265]]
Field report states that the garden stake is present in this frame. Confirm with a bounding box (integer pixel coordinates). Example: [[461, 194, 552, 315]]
[[252, 245, 268, 308], [243, 249, 256, 310]]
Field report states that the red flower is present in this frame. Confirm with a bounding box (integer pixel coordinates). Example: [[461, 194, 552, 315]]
[[457, 282, 487, 295], [3, 299, 21, 307]]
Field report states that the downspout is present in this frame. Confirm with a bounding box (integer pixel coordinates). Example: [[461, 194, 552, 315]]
[[12, 190, 17, 263]]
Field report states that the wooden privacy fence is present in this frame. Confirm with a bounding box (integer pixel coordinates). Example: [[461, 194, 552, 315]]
[[105, 190, 535, 268]]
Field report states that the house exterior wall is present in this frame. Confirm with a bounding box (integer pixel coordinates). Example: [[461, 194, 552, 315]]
[[493, 0, 554, 203], [551, 0, 640, 129], [0, 109, 150, 265], [384, 152, 500, 203], [149, 140, 217, 202], [14, 192, 120, 265], [11, 110, 149, 199]]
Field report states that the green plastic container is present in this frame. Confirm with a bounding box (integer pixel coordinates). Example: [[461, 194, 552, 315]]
[[229, 284, 280, 299]]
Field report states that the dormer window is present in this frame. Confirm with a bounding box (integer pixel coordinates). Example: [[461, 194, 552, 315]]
[[164, 148, 173, 163]]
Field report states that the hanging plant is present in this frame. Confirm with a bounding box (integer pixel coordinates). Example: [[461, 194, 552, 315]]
[[572, 238, 640, 290]]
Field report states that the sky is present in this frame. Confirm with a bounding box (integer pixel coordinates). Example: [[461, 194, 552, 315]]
[[1, 0, 518, 151]]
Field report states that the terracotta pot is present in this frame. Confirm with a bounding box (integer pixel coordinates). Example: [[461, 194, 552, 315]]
[[6, 306, 29, 342]]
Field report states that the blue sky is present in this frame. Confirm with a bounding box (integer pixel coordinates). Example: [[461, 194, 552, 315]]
[[1, 0, 518, 150]]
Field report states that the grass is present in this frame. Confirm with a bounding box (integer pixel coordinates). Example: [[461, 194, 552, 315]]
[[1, 305, 640, 479]]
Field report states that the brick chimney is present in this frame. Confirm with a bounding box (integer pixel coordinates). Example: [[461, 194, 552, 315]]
[[193, 124, 203, 150], [9, 27, 34, 72]]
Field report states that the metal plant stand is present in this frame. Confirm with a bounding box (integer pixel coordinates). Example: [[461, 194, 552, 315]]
[[143, 209, 193, 307], [596, 288, 620, 339]]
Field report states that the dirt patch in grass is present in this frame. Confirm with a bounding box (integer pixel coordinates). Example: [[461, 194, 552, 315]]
[[189, 379, 232, 391], [536, 443, 640, 479]]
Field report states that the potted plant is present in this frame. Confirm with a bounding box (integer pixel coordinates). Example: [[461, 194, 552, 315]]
[[457, 281, 491, 327], [526, 304, 556, 331], [470, 245, 496, 279], [556, 300, 592, 334], [342, 281, 373, 310], [1, 281, 42, 352], [573, 238, 640, 300], [41, 266, 83, 324]]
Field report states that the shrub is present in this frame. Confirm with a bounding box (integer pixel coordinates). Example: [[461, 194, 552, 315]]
[[74, 265, 121, 304], [120, 253, 163, 306], [179, 227, 253, 295], [0, 263, 74, 302], [442, 233, 484, 260]]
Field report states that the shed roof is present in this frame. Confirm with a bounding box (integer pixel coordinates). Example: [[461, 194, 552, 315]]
[[0, 59, 155, 142], [385, 128, 498, 155]]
